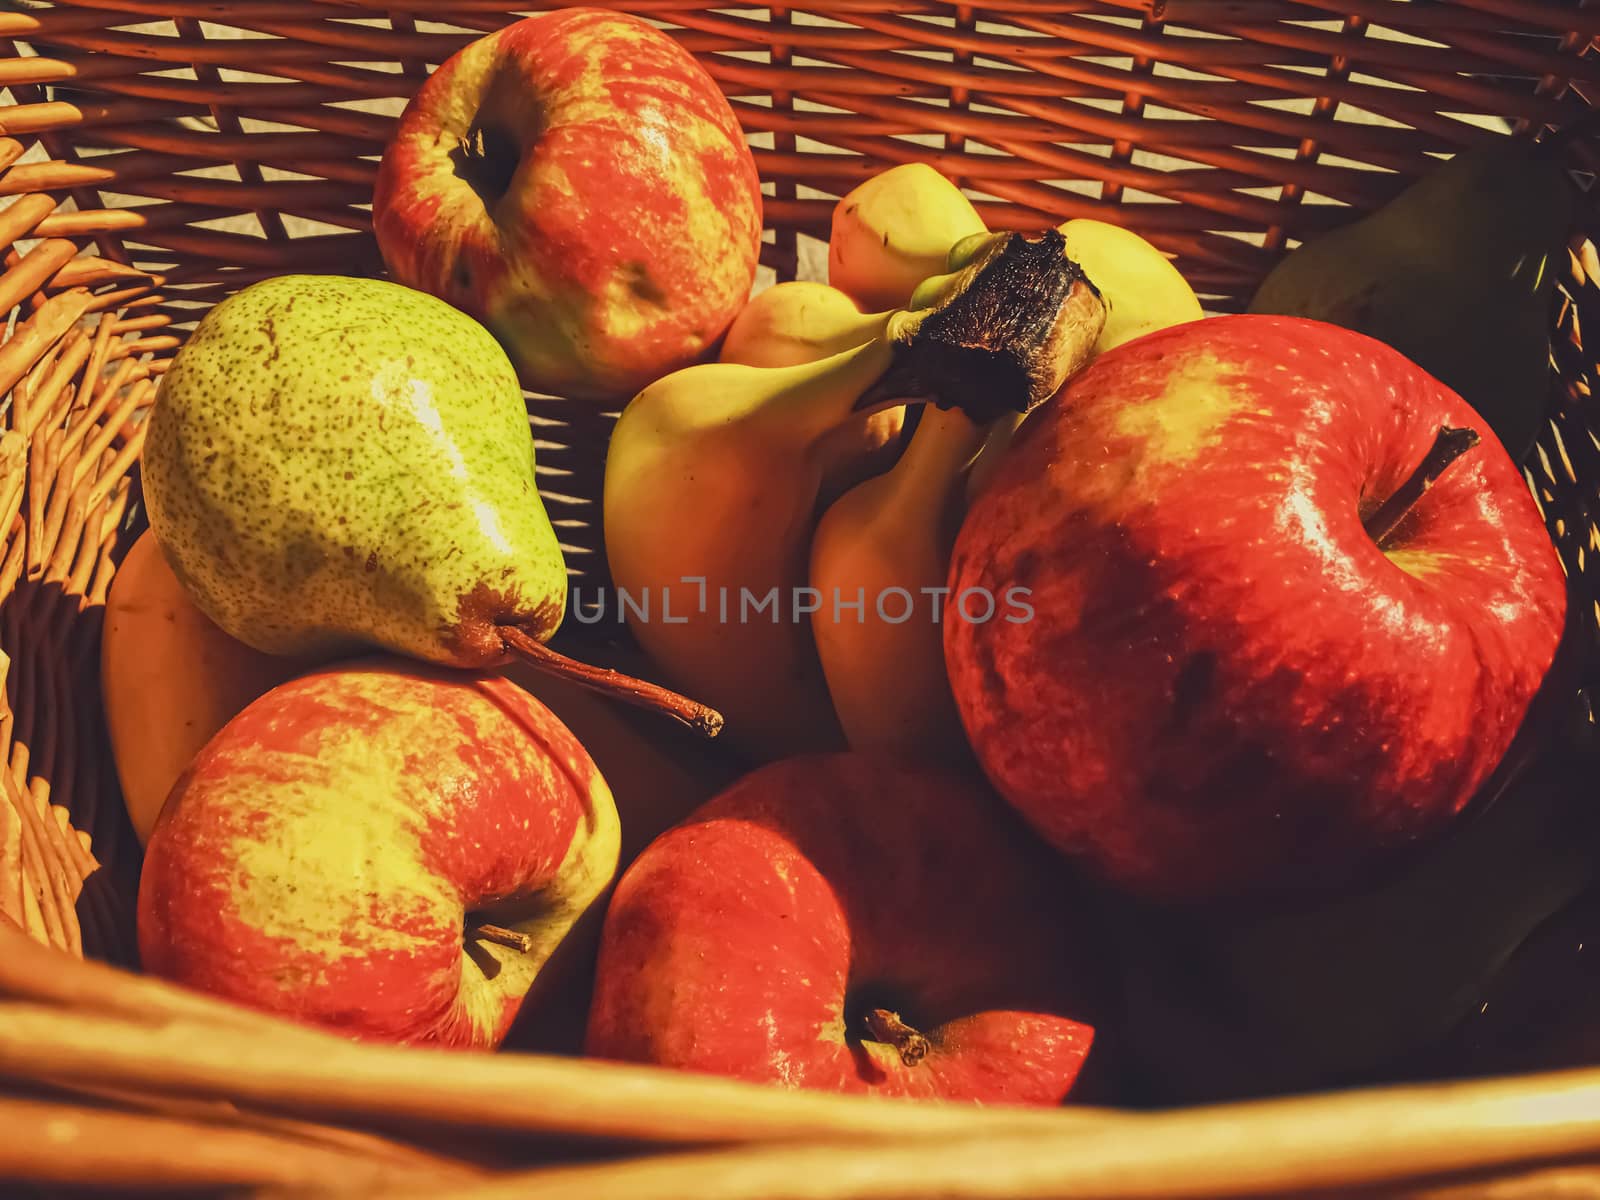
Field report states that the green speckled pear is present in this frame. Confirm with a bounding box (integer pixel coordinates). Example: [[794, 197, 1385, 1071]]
[[142, 274, 567, 667]]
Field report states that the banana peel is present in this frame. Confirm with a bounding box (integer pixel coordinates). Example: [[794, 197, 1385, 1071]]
[[604, 232, 1106, 761]]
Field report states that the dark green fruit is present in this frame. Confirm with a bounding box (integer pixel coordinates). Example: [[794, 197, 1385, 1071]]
[[1250, 140, 1574, 464]]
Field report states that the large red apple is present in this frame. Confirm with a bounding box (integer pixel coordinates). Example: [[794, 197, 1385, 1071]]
[[372, 9, 763, 400], [138, 658, 620, 1049], [945, 314, 1567, 905], [584, 753, 1110, 1104]]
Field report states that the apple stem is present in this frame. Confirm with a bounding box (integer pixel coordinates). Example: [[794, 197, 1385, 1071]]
[[1362, 424, 1481, 549], [863, 1008, 931, 1068], [499, 625, 724, 739], [470, 923, 533, 954]]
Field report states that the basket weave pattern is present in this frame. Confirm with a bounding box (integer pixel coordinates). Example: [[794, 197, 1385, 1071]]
[[3, 1, 1600, 1194], [1, 3, 1596, 290]]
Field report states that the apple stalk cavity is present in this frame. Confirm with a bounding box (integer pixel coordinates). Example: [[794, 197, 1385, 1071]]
[[452, 122, 522, 211], [1363, 424, 1481, 549], [372, 10, 764, 399]]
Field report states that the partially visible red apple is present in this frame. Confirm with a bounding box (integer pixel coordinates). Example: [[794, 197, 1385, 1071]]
[[946, 314, 1567, 904], [373, 9, 763, 400], [585, 753, 1110, 1104], [138, 658, 620, 1049]]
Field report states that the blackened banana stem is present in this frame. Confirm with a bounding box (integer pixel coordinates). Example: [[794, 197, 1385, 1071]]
[[856, 229, 1106, 424]]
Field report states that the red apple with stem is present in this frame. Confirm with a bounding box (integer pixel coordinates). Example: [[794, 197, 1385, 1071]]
[[945, 314, 1568, 905], [373, 9, 763, 400], [138, 658, 620, 1049], [585, 753, 1111, 1104]]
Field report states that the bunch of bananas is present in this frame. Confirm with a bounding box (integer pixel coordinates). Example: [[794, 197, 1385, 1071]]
[[602, 163, 1205, 762]]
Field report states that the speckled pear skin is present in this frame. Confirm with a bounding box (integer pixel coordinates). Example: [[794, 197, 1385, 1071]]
[[142, 274, 567, 668]]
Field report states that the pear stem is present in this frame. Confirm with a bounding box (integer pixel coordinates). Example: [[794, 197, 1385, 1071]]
[[1363, 424, 1481, 549], [470, 923, 533, 954], [500, 625, 724, 739], [862, 1008, 931, 1068]]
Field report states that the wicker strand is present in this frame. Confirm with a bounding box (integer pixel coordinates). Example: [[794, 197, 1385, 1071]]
[[0, 1093, 485, 1193], [0, 992, 1123, 1148], [4, 1, 1589, 307], [295, 1109, 1600, 1200]]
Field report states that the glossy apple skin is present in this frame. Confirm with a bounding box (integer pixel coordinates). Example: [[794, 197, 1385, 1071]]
[[372, 10, 763, 400], [585, 753, 1107, 1104], [946, 314, 1567, 905], [138, 659, 620, 1049]]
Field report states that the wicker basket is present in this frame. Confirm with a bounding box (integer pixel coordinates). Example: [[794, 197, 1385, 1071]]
[[4, 1, 1600, 1195]]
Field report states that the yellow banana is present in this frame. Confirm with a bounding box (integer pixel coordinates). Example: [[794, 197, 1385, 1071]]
[[810, 216, 1192, 757], [828, 164, 987, 312], [720, 280, 887, 368], [1059, 218, 1204, 351], [719, 280, 906, 508], [964, 412, 1026, 505], [956, 218, 1204, 502], [809, 403, 991, 759], [608, 228, 1107, 760], [603, 339, 900, 761], [946, 220, 1203, 355]]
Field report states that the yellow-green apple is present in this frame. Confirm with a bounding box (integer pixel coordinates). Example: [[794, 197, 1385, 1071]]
[[138, 658, 620, 1049], [945, 314, 1568, 904], [372, 9, 763, 400], [584, 753, 1110, 1104]]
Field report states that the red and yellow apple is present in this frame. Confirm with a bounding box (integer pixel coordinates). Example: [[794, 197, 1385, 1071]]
[[585, 753, 1110, 1104], [946, 314, 1567, 904], [372, 9, 763, 400], [138, 658, 620, 1049]]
